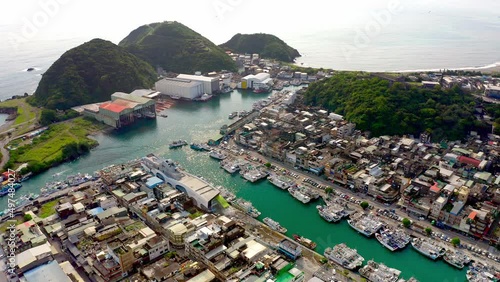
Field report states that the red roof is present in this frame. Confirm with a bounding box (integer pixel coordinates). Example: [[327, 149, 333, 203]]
[[430, 182, 440, 193], [458, 156, 481, 167], [468, 211, 477, 220], [99, 102, 129, 113]]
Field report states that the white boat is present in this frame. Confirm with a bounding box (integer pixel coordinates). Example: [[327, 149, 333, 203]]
[[228, 112, 238, 119], [411, 238, 446, 260], [195, 93, 213, 101], [170, 95, 181, 100], [221, 159, 241, 174], [288, 187, 311, 204], [316, 205, 342, 223], [324, 243, 364, 270], [359, 260, 401, 282], [467, 262, 499, 282], [347, 212, 384, 237], [233, 198, 261, 218], [209, 150, 227, 160], [169, 140, 188, 149], [267, 174, 293, 190], [443, 249, 471, 269], [263, 217, 287, 233]]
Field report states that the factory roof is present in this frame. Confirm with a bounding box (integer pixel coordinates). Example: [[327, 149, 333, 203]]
[[112, 98, 140, 109], [179, 174, 220, 203], [111, 91, 152, 104], [158, 77, 203, 87], [177, 74, 218, 82], [24, 260, 71, 282], [99, 102, 129, 113]]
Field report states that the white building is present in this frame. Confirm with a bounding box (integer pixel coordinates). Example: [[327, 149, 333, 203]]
[[485, 85, 500, 99], [177, 74, 220, 94], [155, 77, 204, 100], [240, 73, 273, 89]]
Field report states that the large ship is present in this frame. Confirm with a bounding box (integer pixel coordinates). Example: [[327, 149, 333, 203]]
[[288, 187, 311, 204], [443, 249, 471, 269], [221, 159, 242, 174], [263, 217, 287, 234], [324, 243, 364, 270], [375, 227, 411, 251], [316, 205, 342, 223], [267, 174, 293, 190], [169, 140, 188, 149], [293, 234, 317, 249], [190, 143, 211, 151], [67, 173, 93, 186], [359, 260, 401, 282], [241, 167, 268, 183], [209, 150, 227, 160], [233, 198, 261, 218], [411, 237, 446, 260], [347, 212, 384, 237], [466, 262, 500, 282]]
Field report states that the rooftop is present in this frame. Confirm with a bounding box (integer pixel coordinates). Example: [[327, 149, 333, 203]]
[[99, 102, 129, 114], [23, 260, 72, 282], [177, 73, 218, 82]]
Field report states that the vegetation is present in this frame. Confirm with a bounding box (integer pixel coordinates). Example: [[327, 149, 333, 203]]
[[28, 38, 157, 110], [402, 218, 412, 228], [39, 199, 59, 218], [425, 227, 432, 236], [0, 219, 20, 232], [4, 117, 106, 175], [451, 237, 461, 247], [188, 210, 204, 219], [39, 109, 79, 126], [264, 162, 272, 168], [304, 72, 480, 141], [325, 187, 333, 194], [220, 33, 300, 62], [360, 201, 369, 210], [0, 98, 42, 135], [23, 214, 33, 222], [119, 21, 236, 73]]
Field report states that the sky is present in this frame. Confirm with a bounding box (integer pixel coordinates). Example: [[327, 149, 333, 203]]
[[1, 0, 499, 47]]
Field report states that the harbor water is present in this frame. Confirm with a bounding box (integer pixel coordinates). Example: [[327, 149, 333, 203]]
[[0, 88, 467, 281]]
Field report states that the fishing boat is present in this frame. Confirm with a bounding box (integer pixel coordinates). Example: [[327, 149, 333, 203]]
[[190, 143, 211, 151], [411, 237, 446, 260], [443, 249, 471, 269], [324, 243, 364, 270], [359, 260, 401, 282], [293, 234, 317, 249], [209, 150, 227, 160], [288, 187, 311, 204], [233, 198, 261, 218], [347, 212, 384, 237], [169, 140, 188, 149], [267, 174, 293, 190], [263, 217, 287, 233], [0, 183, 22, 197], [228, 112, 238, 119]]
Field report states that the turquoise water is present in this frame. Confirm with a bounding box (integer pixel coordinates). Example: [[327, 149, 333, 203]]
[[0, 89, 467, 281], [0, 114, 8, 125]]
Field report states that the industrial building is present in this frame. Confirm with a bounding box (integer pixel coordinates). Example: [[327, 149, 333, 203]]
[[155, 74, 219, 100], [485, 85, 500, 99], [82, 92, 156, 129], [239, 73, 273, 90]]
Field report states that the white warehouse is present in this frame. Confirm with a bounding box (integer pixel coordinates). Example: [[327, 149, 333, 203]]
[[155, 77, 204, 100], [240, 73, 272, 89], [176, 74, 219, 94]]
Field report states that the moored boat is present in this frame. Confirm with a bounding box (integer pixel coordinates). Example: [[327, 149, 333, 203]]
[[209, 150, 227, 160], [293, 234, 317, 249], [263, 217, 287, 234], [443, 249, 470, 269], [190, 143, 211, 151], [169, 140, 188, 149], [347, 212, 384, 237], [288, 187, 311, 204], [324, 243, 364, 270], [359, 260, 401, 282], [267, 174, 293, 190], [411, 237, 446, 260]]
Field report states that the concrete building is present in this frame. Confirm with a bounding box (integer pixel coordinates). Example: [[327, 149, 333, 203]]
[[177, 74, 220, 94], [155, 77, 204, 99], [240, 73, 273, 89], [83, 92, 156, 128], [484, 85, 500, 99]]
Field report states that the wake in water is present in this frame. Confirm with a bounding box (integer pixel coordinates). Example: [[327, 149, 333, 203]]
[[391, 61, 500, 73]]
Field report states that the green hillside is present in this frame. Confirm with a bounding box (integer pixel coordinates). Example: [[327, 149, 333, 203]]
[[29, 38, 157, 110], [304, 72, 480, 141], [220, 33, 300, 62], [119, 21, 236, 73]]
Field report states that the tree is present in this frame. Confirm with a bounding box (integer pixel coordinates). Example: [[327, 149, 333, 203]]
[[39, 109, 58, 126], [264, 162, 272, 168], [425, 227, 432, 236], [360, 201, 369, 210], [24, 214, 33, 222], [325, 187, 333, 194], [451, 237, 460, 247], [402, 218, 411, 228]]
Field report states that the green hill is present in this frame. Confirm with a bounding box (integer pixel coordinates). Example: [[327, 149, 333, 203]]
[[304, 72, 480, 141], [220, 33, 300, 62], [119, 21, 236, 73], [30, 38, 157, 110]]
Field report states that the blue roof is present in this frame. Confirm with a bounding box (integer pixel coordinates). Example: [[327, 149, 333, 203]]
[[88, 207, 104, 216], [24, 260, 71, 282], [146, 176, 164, 188]]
